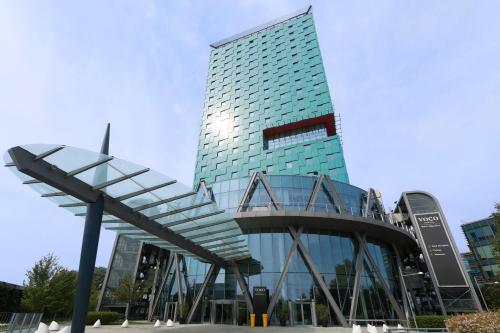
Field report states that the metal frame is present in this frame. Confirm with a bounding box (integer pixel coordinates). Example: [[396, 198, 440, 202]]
[[231, 261, 254, 313], [186, 264, 220, 323], [289, 226, 348, 327], [392, 244, 411, 326], [116, 180, 177, 201], [96, 233, 120, 310], [92, 168, 150, 190], [257, 172, 281, 210], [237, 172, 258, 213], [8, 146, 227, 266], [266, 226, 302, 318], [150, 254, 175, 319], [324, 175, 345, 213], [174, 253, 184, 305], [349, 234, 366, 324], [134, 192, 196, 212], [353, 233, 406, 322], [148, 201, 213, 220], [306, 174, 324, 211]]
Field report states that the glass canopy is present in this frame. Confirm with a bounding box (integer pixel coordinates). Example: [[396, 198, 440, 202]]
[[4, 144, 250, 262]]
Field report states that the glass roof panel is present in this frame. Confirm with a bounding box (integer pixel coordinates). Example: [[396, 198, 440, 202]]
[[21, 144, 61, 156], [5, 144, 251, 263], [44, 146, 109, 173]]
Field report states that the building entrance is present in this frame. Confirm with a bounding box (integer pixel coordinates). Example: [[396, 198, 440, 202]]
[[291, 301, 316, 326], [210, 300, 237, 325], [163, 302, 177, 322]]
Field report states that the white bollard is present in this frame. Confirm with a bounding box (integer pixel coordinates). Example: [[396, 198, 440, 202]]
[[369, 324, 379, 333], [121, 320, 129, 328], [37, 323, 49, 333], [48, 321, 60, 331], [59, 327, 70, 333], [154, 320, 162, 327], [166, 319, 174, 327], [352, 324, 362, 333], [397, 324, 405, 333], [382, 323, 389, 333], [93, 319, 101, 328]]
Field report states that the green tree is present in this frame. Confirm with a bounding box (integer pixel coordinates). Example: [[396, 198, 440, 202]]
[[109, 274, 149, 319], [482, 283, 500, 310], [21, 253, 61, 314], [89, 267, 107, 311], [45, 269, 77, 319]]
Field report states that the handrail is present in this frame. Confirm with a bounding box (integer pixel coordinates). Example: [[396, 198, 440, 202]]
[[238, 202, 416, 238]]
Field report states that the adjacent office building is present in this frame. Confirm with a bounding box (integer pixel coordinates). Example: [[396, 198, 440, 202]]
[[5, 6, 482, 328], [462, 217, 499, 281]]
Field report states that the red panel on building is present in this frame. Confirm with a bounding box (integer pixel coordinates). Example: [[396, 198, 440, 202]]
[[263, 114, 336, 138]]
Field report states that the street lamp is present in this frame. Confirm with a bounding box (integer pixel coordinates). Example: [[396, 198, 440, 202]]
[[399, 269, 424, 329]]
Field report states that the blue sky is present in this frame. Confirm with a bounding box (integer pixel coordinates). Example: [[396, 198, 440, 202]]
[[0, 0, 499, 285]]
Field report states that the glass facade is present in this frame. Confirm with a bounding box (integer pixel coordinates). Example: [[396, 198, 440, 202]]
[[462, 217, 499, 280], [172, 231, 402, 324], [265, 124, 328, 150], [193, 9, 349, 185]]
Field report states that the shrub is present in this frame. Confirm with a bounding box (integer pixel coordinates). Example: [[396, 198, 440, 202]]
[[445, 311, 500, 333], [315, 303, 329, 326], [86, 311, 120, 325], [411, 315, 448, 328]]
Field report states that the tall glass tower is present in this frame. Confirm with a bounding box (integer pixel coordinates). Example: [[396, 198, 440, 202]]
[[194, 7, 348, 186]]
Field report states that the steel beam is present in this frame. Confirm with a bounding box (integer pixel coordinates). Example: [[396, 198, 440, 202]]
[[149, 201, 213, 220], [174, 253, 184, 305], [237, 172, 258, 213], [150, 254, 175, 318], [115, 180, 177, 201], [34, 145, 65, 160], [392, 243, 410, 326], [289, 226, 348, 327], [232, 261, 254, 313], [267, 226, 302, 317], [66, 156, 114, 177], [258, 172, 281, 210], [306, 174, 324, 211], [349, 234, 366, 324], [162, 210, 225, 228], [354, 233, 406, 322], [175, 218, 233, 234], [96, 234, 119, 310], [72, 195, 104, 333], [324, 175, 345, 213], [133, 191, 196, 212], [92, 168, 150, 190], [186, 264, 220, 323], [8, 146, 227, 265]]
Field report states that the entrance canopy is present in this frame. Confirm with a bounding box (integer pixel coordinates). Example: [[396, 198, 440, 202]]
[[4, 144, 250, 265]]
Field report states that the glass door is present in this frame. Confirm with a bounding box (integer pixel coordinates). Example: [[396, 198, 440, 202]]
[[210, 300, 236, 325], [291, 301, 316, 326], [163, 302, 177, 322]]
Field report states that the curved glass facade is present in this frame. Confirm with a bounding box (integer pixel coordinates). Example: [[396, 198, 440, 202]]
[[210, 175, 376, 218], [173, 231, 403, 324]]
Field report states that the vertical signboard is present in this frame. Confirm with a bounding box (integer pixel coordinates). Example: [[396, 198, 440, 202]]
[[253, 286, 269, 326], [414, 212, 467, 287]]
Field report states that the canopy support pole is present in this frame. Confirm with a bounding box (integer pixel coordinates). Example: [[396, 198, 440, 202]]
[[71, 123, 109, 333]]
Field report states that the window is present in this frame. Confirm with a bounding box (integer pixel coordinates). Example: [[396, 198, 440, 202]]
[[234, 136, 239, 143], [231, 172, 238, 178], [215, 175, 222, 182], [232, 159, 238, 166], [265, 124, 329, 150], [267, 165, 273, 172], [249, 144, 255, 150], [306, 158, 313, 166], [249, 155, 256, 162], [233, 148, 239, 154], [266, 152, 272, 159], [218, 140, 224, 146], [216, 162, 223, 169], [201, 166, 206, 172], [286, 162, 293, 169]]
